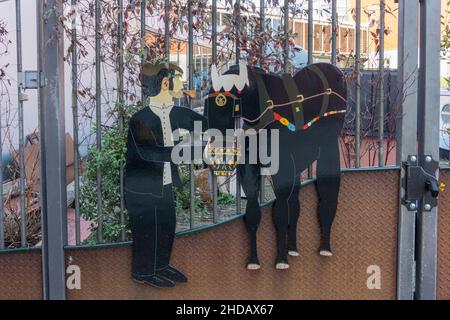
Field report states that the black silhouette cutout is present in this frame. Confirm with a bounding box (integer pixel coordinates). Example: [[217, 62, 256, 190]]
[[125, 63, 207, 287], [204, 62, 347, 270]]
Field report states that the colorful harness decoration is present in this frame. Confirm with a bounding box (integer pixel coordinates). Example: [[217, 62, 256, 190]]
[[205, 146, 241, 176], [273, 109, 346, 132], [208, 87, 347, 133]]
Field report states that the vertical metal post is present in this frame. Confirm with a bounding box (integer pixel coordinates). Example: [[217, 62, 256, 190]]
[[416, 0, 440, 300], [15, 0, 26, 247], [118, 0, 126, 241], [37, 0, 67, 300], [235, 125, 241, 215], [355, 0, 361, 167], [164, 0, 170, 63], [331, 0, 337, 65], [235, 0, 240, 64], [210, 0, 218, 223], [188, 0, 196, 227], [307, 0, 313, 64], [141, 0, 146, 102], [378, 0, 385, 167], [211, 0, 218, 223], [307, 0, 313, 179], [95, 0, 103, 243], [212, 0, 217, 60], [235, 0, 241, 213], [283, 0, 289, 73], [71, 0, 81, 245], [396, 0, 419, 300], [259, 0, 265, 203], [37, 1, 48, 298], [211, 173, 218, 223], [259, 0, 265, 64]]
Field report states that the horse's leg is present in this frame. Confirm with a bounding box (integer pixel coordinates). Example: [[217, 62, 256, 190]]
[[315, 138, 341, 256], [287, 182, 301, 256], [239, 164, 262, 269], [272, 154, 297, 269]]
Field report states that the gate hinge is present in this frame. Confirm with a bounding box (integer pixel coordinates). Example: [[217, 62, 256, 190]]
[[402, 155, 439, 212], [19, 71, 47, 89]]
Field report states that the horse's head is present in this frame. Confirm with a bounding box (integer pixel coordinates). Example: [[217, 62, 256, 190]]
[[204, 60, 261, 134]]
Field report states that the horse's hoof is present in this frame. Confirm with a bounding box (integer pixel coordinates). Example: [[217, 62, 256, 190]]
[[276, 262, 290, 270], [320, 250, 333, 257], [247, 263, 261, 270], [288, 250, 299, 257]]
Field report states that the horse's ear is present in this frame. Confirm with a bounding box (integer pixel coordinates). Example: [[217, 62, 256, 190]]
[[239, 60, 249, 88], [211, 64, 220, 91]]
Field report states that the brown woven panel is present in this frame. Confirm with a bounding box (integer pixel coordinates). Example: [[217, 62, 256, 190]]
[[67, 170, 399, 300], [437, 170, 450, 300], [0, 250, 42, 300]]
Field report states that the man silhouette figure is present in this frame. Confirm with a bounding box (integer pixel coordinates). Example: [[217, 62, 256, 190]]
[[125, 62, 207, 288]]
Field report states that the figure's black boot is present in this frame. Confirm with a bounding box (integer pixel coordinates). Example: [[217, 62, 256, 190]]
[[157, 266, 188, 283], [133, 274, 175, 288]]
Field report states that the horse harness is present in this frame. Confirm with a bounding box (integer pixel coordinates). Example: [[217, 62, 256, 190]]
[[205, 68, 347, 176], [208, 66, 346, 133]]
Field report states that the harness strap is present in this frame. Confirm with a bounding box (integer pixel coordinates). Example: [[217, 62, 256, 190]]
[[281, 73, 304, 128], [243, 72, 274, 130], [308, 64, 330, 117], [207, 92, 239, 100]]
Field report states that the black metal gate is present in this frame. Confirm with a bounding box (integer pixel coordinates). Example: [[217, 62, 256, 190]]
[[0, 0, 443, 300]]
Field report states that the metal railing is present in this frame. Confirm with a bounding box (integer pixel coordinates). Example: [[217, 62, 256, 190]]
[[0, 0, 442, 302], [0, 0, 391, 250], [0, 0, 384, 247]]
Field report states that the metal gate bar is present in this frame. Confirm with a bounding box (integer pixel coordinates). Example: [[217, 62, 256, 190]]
[[95, 0, 103, 243], [37, 0, 67, 300], [71, 0, 81, 245], [396, 0, 419, 300], [378, 0, 385, 167], [331, 0, 337, 66], [355, 0, 361, 168], [283, 0, 289, 72], [235, 0, 241, 215], [140, 0, 146, 101], [415, 0, 441, 300], [188, 0, 197, 225], [307, 0, 313, 65], [118, 0, 126, 242], [15, 0, 26, 247], [259, 0, 265, 204], [211, 0, 218, 223], [307, 0, 313, 179]]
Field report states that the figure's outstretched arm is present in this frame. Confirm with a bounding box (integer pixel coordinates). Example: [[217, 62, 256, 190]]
[[176, 107, 208, 132]]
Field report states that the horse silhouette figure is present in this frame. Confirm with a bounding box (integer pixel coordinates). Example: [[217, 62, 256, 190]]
[[204, 61, 347, 269]]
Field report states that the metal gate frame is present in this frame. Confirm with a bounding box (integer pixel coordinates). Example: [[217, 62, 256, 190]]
[[37, 0, 67, 300], [396, 0, 441, 300], [31, 0, 442, 300]]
